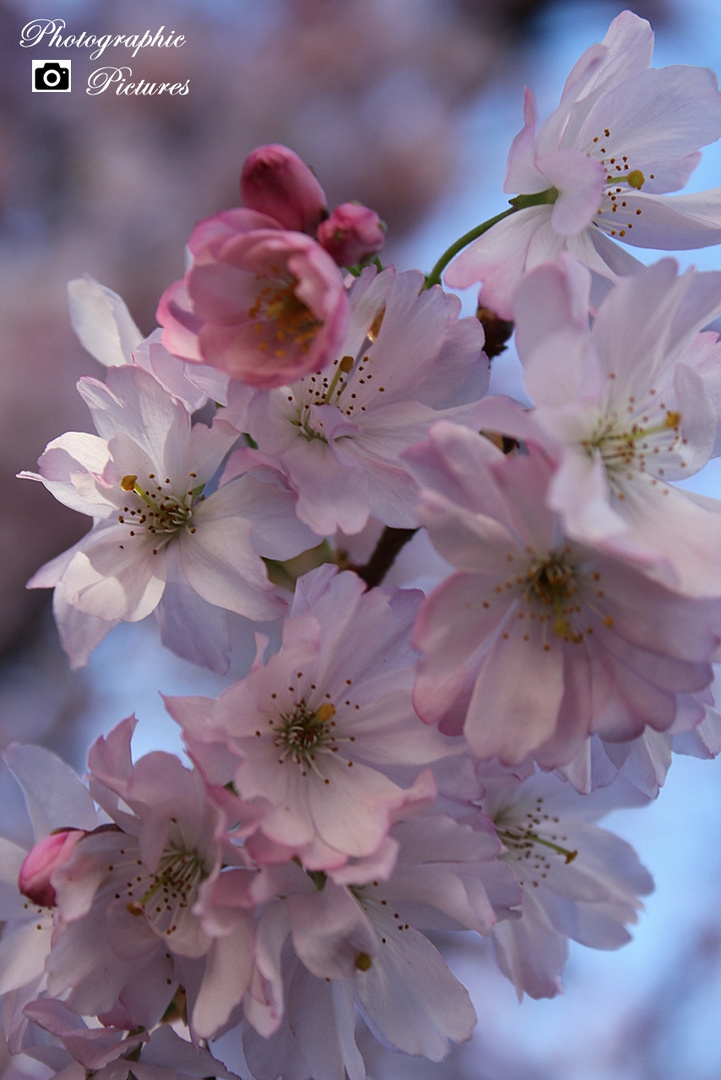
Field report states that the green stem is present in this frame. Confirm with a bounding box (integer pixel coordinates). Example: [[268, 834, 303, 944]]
[[423, 209, 515, 291], [423, 187, 558, 291]]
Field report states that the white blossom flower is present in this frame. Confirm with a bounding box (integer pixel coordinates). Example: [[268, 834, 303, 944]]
[[447, 10, 721, 316], [22, 364, 315, 671]]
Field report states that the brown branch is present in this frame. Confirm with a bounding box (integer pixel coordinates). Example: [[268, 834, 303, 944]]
[[354, 526, 418, 590]]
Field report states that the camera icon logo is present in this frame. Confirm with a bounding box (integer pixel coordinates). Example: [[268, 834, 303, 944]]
[[32, 60, 71, 92]]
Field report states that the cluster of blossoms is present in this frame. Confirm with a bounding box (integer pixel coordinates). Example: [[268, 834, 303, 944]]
[[7, 11, 721, 1079]]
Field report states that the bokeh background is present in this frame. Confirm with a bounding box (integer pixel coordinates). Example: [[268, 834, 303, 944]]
[[2, 0, 721, 1077]]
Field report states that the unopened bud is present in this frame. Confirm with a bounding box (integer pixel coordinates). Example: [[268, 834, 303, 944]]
[[19, 829, 87, 908], [318, 203, 385, 267], [241, 144, 328, 234]]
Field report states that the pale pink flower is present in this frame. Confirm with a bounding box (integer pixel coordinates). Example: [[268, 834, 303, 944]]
[[242, 958, 363, 1080], [47, 823, 180, 1029], [24, 1000, 240, 1080], [157, 209, 349, 389], [404, 422, 721, 768], [166, 565, 448, 871], [479, 257, 721, 596], [0, 745, 98, 1051], [446, 10, 721, 317], [548, 662, 721, 797], [21, 364, 315, 671], [50, 718, 255, 1039], [232, 266, 487, 535], [240, 144, 328, 235], [477, 769, 653, 999], [242, 810, 511, 1072]]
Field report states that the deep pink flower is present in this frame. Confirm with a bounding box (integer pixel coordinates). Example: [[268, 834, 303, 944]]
[[317, 202, 385, 266], [157, 208, 349, 389], [240, 144, 328, 234]]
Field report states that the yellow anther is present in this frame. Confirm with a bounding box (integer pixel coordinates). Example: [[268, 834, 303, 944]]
[[665, 411, 681, 428], [316, 702, 336, 723], [367, 308, 385, 343], [121, 475, 138, 491]]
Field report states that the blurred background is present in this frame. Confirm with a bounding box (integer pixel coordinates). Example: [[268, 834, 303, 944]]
[[2, 0, 721, 1077]]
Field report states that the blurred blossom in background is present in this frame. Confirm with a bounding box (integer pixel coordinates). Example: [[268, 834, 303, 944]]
[[2, 0, 721, 1077]]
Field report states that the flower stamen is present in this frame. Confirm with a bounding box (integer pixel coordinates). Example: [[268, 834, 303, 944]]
[[273, 699, 337, 765]]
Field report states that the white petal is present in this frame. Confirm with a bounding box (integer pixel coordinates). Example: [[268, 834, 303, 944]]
[[67, 276, 143, 367]]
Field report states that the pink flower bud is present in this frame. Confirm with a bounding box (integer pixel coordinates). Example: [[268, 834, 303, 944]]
[[241, 144, 328, 234], [317, 203, 385, 267], [18, 829, 87, 908]]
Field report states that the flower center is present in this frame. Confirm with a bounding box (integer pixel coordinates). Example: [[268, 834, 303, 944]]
[[495, 796, 578, 889], [287, 305, 388, 438], [583, 408, 682, 480], [125, 842, 208, 940], [248, 276, 322, 359], [589, 126, 655, 239], [524, 551, 582, 641], [118, 474, 204, 554], [273, 699, 338, 766]]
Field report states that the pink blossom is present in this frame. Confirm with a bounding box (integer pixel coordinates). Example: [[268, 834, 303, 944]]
[[24, 1000, 240, 1080], [49, 718, 255, 1038], [446, 10, 721, 317], [166, 565, 448, 871], [240, 144, 328, 234], [478, 256, 721, 596], [242, 810, 510, 1071], [404, 422, 721, 768], [231, 266, 487, 536], [157, 208, 349, 389], [0, 745, 98, 1051], [18, 829, 86, 908], [478, 769, 653, 999], [317, 202, 385, 266], [21, 364, 316, 671]]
